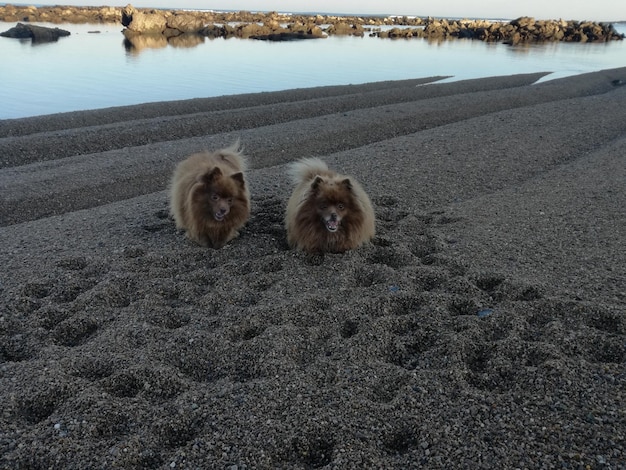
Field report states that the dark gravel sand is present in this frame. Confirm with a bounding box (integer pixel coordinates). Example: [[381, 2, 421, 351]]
[[1, 68, 625, 468]]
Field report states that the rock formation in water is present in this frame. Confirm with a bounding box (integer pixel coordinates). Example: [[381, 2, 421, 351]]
[[0, 22, 70, 42]]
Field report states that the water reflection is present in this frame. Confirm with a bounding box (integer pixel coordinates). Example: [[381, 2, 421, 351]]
[[169, 33, 205, 48], [123, 32, 167, 52], [122, 30, 206, 53]]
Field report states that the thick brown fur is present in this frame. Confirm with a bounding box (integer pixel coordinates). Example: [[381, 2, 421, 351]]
[[169, 142, 250, 248], [285, 158, 375, 253]]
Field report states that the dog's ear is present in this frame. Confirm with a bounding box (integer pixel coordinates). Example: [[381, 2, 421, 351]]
[[231, 172, 246, 188], [199, 167, 222, 184], [341, 178, 353, 191], [311, 175, 324, 192]]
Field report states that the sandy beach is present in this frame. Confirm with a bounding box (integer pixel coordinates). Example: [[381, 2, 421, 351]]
[[1, 68, 625, 468]]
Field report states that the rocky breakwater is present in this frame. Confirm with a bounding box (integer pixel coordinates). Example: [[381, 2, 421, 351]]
[[0, 4, 622, 44], [0, 4, 120, 23], [376, 16, 624, 43]]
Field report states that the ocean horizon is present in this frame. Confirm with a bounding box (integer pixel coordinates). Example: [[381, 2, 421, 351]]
[[1, 17, 625, 120]]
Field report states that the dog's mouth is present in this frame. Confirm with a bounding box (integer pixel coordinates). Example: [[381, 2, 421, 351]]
[[214, 212, 225, 221], [325, 219, 339, 232]]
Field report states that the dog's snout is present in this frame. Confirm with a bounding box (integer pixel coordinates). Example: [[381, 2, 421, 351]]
[[330, 213, 337, 221]]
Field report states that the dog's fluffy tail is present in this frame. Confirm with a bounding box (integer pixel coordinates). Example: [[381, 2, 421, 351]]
[[288, 157, 329, 185]]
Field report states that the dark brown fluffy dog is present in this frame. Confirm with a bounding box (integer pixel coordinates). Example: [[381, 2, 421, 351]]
[[169, 142, 250, 248], [285, 158, 375, 253]]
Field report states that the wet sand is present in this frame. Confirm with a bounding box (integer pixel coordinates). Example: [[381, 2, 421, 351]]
[[1, 68, 625, 468]]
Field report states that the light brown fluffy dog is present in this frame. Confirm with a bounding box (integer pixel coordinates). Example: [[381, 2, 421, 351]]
[[285, 158, 375, 253], [169, 142, 250, 248]]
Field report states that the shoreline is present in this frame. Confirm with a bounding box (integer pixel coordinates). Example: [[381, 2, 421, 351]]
[[1, 69, 625, 467]]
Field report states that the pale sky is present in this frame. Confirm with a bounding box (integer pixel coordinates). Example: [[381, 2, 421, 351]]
[[27, 1, 626, 22]]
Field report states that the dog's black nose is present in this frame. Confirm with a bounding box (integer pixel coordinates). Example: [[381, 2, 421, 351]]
[[330, 213, 337, 221]]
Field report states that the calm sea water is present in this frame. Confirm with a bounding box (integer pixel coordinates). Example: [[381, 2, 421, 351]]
[[1, 21, 625, 119]]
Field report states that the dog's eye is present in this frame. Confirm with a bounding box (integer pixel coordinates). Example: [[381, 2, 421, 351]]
[[227, 197, 233, 204], [337, 203, 345, 210], [319, 204, 328, 210], [211, 194, 220, 201]]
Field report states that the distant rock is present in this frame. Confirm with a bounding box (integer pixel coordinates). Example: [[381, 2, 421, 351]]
[[375, 16, 625, 43], [325, 22, 365, 36], [0, 22, 70, 42], [118, 4, 326, 41], [121, 5, 167, 34], [165, 14, 204, 34]]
